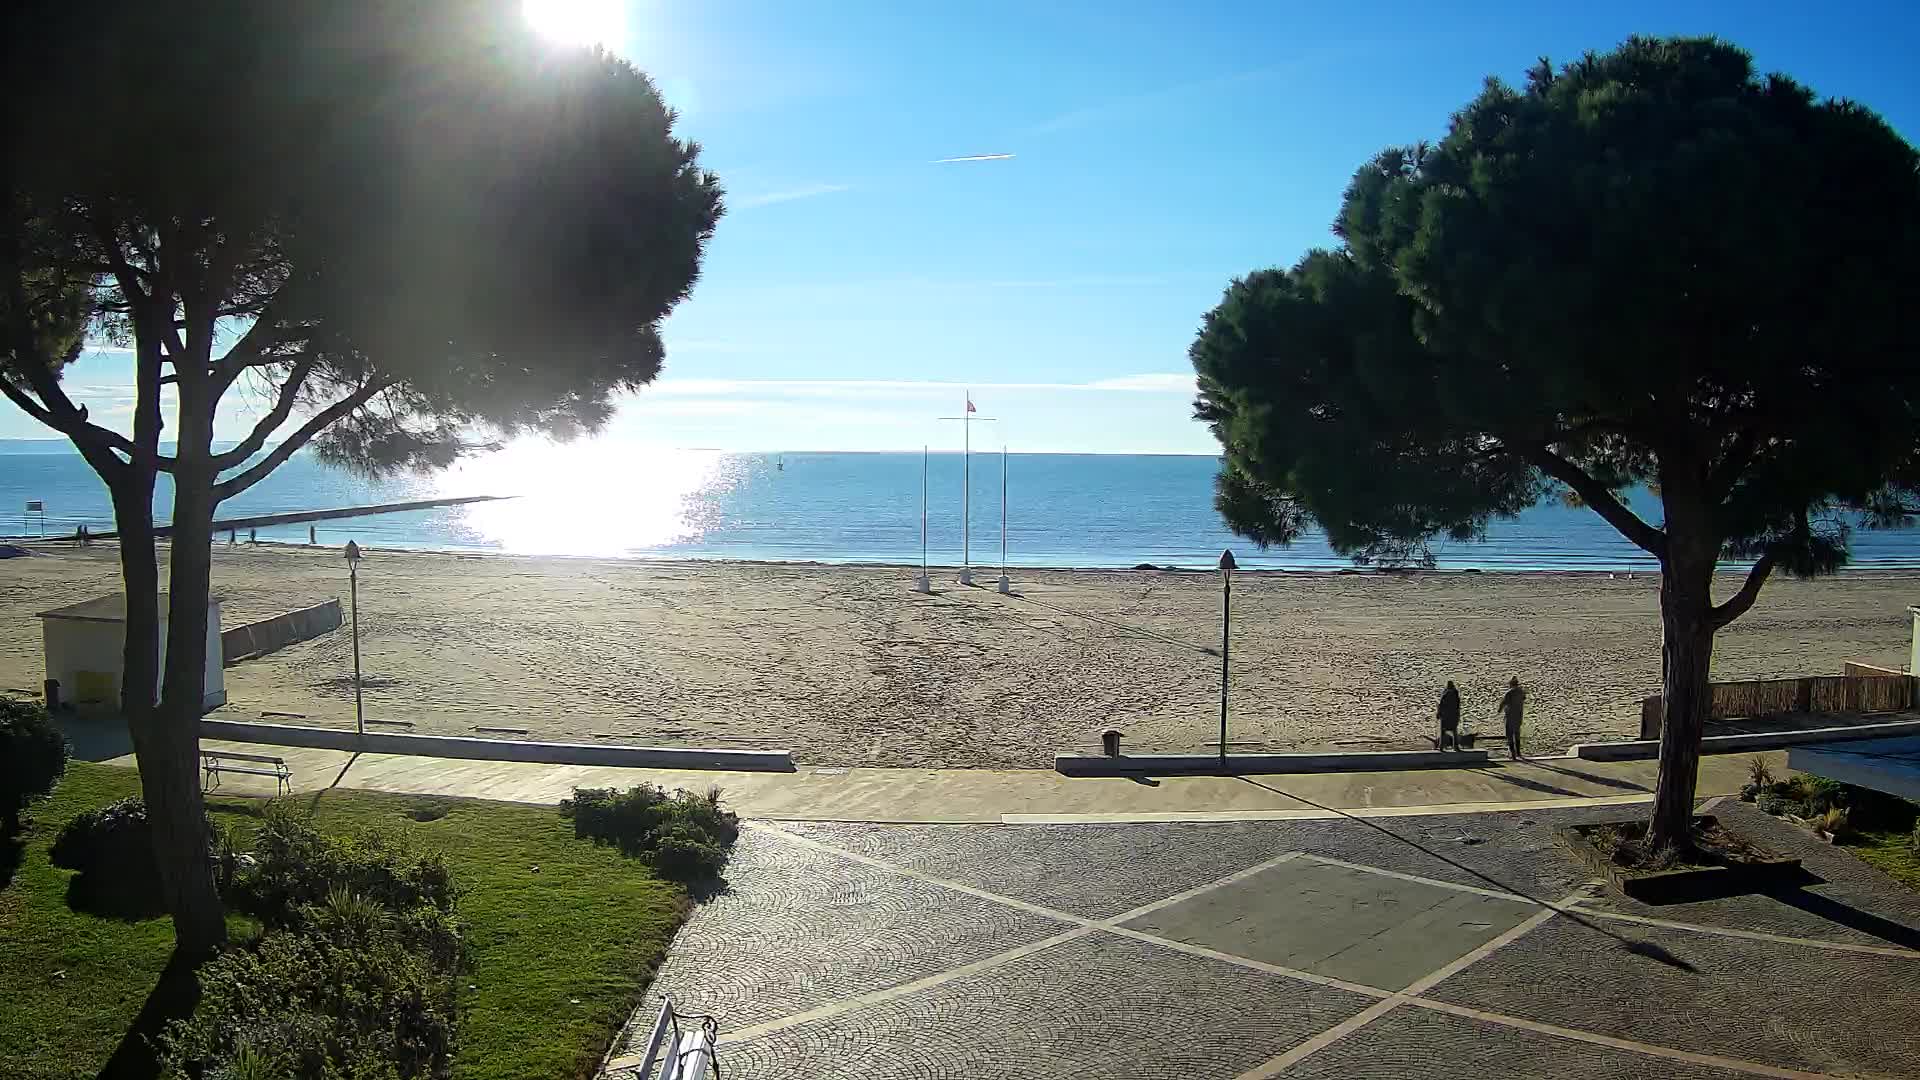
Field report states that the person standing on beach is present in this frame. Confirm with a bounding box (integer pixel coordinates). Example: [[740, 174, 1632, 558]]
[[1437, 681, 1461, 751], [1499, 677, 1526, 759]]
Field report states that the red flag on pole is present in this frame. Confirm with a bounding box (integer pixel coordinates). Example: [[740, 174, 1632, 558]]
[[966, 397, 976, 413]]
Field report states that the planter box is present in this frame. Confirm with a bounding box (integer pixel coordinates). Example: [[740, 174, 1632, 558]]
[[1557, 815, 1804, 903]]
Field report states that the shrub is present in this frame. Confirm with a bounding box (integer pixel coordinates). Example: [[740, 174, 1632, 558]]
[[159, 892, 461, 1080], [1746, 756, 1775, 790], [1793, 775, 1846, 815], [1815, 807, 1850, 841], [1757, 794, 1787, 817], [49, 797, 168, 916], [235, 805, 454, 928], [1, 696, 68, 833], [164, 816, 469, 1080], [559, 784, 739, 882], [50, 796, 233, 916]]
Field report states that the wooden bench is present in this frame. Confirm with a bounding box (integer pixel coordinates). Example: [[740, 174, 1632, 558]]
[[202, 750, 292, 795]]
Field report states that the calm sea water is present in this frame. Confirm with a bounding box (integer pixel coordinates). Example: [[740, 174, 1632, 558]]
[[4, 441, 1920, 570]]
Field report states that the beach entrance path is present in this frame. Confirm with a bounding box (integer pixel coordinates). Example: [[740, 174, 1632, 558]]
[[607, 800, 1920, 1079]]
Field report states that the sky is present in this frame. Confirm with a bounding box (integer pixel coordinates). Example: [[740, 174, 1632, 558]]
[[12, 1, 1920, 454]]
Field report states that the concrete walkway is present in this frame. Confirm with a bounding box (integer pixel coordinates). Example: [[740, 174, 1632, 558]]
[[59, 713, 1774, 822], [611, 801, 1920, 1078]]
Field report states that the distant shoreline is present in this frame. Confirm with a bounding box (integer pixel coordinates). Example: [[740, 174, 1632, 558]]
[[17, 537, 1920, 579]]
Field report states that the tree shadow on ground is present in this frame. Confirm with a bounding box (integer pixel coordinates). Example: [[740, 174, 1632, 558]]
[[65, 870, 169, 921], [1235, 776, 1698, 973], [0, 830, 23, 891], [1766, 878, 1920, 951], [94, 946, 203, 1080]]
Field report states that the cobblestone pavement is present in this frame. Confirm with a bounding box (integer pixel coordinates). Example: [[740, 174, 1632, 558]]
[[606, 799, 1920, 1079]]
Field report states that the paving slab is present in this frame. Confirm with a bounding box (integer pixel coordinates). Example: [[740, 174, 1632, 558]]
[[1120, 858, 1537, 991], [772, 819, 1299, 919], [624, 830, 1064, 1037], [705, 933, 1376, 1080], [1277, 1003, 1762, 1080], [1426, 916, 1920, 1076]]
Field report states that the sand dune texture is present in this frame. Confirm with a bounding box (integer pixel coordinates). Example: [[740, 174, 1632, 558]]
[[1, 545, 1912, 768]]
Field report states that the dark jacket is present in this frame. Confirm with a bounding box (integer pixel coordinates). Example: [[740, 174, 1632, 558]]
[[1438, 685, 1461, 727]]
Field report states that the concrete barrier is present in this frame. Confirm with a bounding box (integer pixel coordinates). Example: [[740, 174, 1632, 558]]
[[1572, 718, 1920, 762], [1055, 749, 1490, 776], [222, 600, 343, 664], [197, 718, 795, 772]]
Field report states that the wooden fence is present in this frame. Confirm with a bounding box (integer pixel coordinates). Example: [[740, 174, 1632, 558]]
[[1638, 670, 1917, 739]]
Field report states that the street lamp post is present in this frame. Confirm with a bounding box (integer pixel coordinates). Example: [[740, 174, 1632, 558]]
[[345, 540, 364, 738], [1218, 548, 1236, 768]]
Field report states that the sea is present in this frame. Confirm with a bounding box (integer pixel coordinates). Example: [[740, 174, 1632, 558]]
[[5, 439, 1920, 571]]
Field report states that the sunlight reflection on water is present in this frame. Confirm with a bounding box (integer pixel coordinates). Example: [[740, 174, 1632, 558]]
[[432, 440, 738, 557]]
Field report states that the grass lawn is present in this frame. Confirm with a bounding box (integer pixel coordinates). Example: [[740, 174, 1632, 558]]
[[0, 761, 690, 1080], [1844, 828, 1920, 892]]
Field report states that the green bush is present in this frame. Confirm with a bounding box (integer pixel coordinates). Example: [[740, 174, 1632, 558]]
[[1757, 794, 1788, 817], [1792, 775, 1846, 814], [1, 697, 68, 833], [159, 890, 462, 1080], [164, 816, 469, 1080], [235, 805, 455, 928], [559, 784, 739, 882], [49, 797, 168, 916], [48, 796, 235, 916]]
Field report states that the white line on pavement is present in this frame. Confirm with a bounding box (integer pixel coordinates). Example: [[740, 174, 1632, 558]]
[[1233, 893, 1581, 1079], [1406, 998, 1840, 1080], [1564, 903, 1920, 959]]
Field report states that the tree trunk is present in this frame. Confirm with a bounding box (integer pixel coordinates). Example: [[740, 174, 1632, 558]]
[[1649, 548, 1716, 851], [150, 386, 227, 961]]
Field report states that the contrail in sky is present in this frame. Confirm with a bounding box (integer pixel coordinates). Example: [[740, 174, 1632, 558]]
[[932, 153, 1015, 163]]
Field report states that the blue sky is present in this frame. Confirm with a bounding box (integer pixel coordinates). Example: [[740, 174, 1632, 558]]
[[13, 1, 1920, 453]]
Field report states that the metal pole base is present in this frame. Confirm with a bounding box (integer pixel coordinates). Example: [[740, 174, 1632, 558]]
[[959, 568, 975, 586], [913, 573, 932, 594], [995, 575, 1010, 594]]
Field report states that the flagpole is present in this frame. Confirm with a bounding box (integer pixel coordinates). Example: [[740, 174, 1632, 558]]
[[915, 445, 931, 593], [937, 396, 992, 588], [961, 391, 972, 585], [996, 443, 1011, 594]]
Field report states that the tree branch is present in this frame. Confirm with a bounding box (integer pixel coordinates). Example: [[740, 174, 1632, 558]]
[[87, 213, 149, 308], [210, 353, 317, 469], [1710, 550, 1777, 629], [212, 377, 395, 502], [1527, 447, 1669, 557], [1707, 429, 1758, 501]]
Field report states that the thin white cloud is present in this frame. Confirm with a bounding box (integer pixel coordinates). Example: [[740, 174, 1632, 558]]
[[1083, 373, 1196, 393], [931, 153, 1015, 163], [734, 183, 852, 210]]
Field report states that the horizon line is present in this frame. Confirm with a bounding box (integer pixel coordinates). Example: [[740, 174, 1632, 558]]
[[0, 437, 1220, 459]]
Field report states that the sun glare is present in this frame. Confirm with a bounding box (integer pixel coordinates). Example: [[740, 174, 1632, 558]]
[[522, 0, 626, 51]]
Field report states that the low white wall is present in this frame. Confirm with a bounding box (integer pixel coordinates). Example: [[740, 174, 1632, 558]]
[[1055, 749, 1491, 776]]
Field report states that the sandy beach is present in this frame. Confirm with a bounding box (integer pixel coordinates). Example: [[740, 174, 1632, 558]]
[[1, 543, 1913, 768]]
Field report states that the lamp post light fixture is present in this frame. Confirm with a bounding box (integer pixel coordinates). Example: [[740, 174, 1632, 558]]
[[1218, 547, 1236, 768], [345, 540, 364, 738]]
